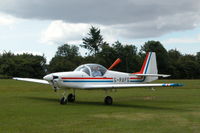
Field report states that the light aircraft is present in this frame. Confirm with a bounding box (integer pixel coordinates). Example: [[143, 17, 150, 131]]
[[13, 52, 183, 105]]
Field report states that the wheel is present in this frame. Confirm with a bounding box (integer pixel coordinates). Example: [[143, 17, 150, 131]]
[[104, 96, 113, 105], [67, 93, 75, 102], [60, 97, 67, 105]]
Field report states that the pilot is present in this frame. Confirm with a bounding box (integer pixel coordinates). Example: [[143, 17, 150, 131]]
[[92, 66, 102, 77]]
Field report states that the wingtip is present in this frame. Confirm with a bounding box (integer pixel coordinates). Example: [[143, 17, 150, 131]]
[[176, 83, 184, 87], [162, 83, 184, 87], [171, 83, 184, 87]]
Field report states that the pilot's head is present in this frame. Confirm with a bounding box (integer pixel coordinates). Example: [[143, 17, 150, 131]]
[[93, 66, 99, 71]]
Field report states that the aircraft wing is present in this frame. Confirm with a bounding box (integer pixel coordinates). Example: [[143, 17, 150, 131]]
[[83, 83, 183, 89], [13, 77, 49, 84]]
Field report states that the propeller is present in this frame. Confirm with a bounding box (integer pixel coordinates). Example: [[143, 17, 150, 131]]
[[108, 58, 122, 70], [51, 75, 59, 92], [43, 74, 60, 92]]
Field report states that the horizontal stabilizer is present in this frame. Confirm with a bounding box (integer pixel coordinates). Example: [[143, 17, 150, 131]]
[[13, 77, 49, 84]]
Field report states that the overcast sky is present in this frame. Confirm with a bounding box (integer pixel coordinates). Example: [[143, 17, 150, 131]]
[[0, 0, 200, 63]]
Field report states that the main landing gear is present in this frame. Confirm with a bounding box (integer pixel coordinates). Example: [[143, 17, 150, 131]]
[[104, 89, 113, 105], [60, 89, 76, 105], [104, 96, 113, 105]]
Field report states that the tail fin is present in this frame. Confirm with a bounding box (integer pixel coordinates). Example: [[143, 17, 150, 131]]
[[134, 52, 158, 82], [135, 52, 158, 74]]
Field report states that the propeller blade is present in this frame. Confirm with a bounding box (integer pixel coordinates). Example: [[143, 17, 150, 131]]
[[108, 58, 122, 70]]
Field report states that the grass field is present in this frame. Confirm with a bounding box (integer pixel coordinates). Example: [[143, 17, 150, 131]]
[[0, 79, 200, 133]]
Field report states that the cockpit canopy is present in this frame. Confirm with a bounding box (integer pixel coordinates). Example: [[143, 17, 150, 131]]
[[74, 64, 107, 77]]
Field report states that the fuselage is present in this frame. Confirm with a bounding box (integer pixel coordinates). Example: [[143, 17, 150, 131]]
[[43, 69, 146, 90]]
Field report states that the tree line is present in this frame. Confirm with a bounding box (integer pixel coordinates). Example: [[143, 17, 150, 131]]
[[0, 26, 200, 79]]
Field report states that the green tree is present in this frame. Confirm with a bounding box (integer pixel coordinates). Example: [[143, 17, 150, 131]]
[[0, 52, 15, 77], [0, 52, 46, 78], [92, 41, 139, 72], [16, 54, 46, 78], [112, 41, 140, 73], [168, 49, 182, 61], [48, 44, 83, 72], [167, 49, 182, 78], [48, 56, 76, 72], [82, 26, 103, 55], [196, 52, 200, 63], [178, 55, 200, 79], [56, 44, 79, 58], [95, 42, 117, 68]]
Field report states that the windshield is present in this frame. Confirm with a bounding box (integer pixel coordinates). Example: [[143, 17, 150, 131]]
[[74, 64, 107, 77], [74, 65, 90, 75]]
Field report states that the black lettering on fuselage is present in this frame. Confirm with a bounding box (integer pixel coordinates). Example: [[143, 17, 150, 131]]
[[113, 77, 130, 83]]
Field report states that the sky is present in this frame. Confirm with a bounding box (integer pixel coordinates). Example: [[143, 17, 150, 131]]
[[0, 0, 200, 63]]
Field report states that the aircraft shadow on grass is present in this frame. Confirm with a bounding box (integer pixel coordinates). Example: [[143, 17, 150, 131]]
[[23, 96, 59, 103], [23, 96, 189, 112]]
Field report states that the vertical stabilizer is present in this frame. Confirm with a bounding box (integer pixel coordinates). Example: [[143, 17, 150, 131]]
[[144, 52, 158, 75], [134, 52, 158, 82]]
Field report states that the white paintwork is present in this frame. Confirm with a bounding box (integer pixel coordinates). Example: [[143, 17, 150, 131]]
[[13, 77, 49, 84]]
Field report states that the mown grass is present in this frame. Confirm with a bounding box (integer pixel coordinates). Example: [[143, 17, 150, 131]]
[[0, 79, 200, 133]]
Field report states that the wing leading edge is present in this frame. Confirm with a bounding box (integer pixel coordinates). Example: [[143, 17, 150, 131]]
[[83, 83, 183, 89], [13, 77, 49, 84]]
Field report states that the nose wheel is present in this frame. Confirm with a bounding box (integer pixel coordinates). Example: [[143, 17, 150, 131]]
[[104, 96, 113, 105]]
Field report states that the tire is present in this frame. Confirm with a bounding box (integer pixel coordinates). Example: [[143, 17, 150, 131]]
[[104, 96, 113, 105], [67, 93, 75, 102], [60, 97, 67, 105]]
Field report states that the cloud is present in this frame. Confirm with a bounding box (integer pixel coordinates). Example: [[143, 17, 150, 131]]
[[0, 12, 20, 26], [40, 20, 122, 45], [40, 20, 90, 45], [162, 34, 200, 44], [1, 0, 200, 38]]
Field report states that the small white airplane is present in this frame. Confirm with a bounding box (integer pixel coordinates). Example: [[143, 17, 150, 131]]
[[13, 52, 183, 105]]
